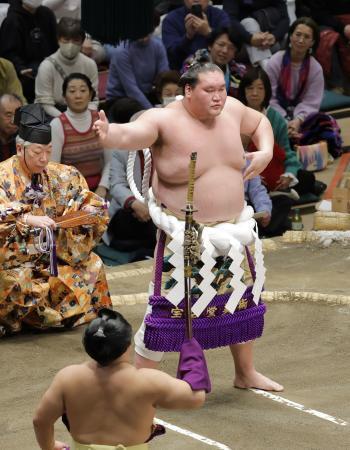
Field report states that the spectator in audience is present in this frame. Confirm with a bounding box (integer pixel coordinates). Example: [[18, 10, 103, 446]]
[[42, 1, 106, 64], [223, 0, 289, 69], [244, 163, 273, 237], [162, 0, 230, 70], [42, 0, 80, 20], [35, 17, 98, 118], [106, 32, 169, 111], [239, 67, 326, 235], [0, 94, 23, 162], [0, 58, 26, 104], [0, 0, 58, 102], [301, 0, 350, 94], [105, 98, 157, 261], [50, 73, 110, 198], [154, 70, 182, 105], [265, 17, 323, 141], [183, 26, 246, 98]]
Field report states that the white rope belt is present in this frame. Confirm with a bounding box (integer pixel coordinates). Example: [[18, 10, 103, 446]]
[[148, 189, 266, 316]]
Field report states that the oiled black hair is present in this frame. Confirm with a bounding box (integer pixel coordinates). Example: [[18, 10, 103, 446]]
[[83, 308, 132, 366]]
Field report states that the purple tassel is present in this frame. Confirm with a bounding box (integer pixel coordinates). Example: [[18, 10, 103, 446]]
[[50, 236, 58, 277]]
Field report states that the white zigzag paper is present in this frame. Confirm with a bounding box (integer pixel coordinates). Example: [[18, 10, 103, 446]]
[[225, 241, 247, 313], [252, 231, 266, 304], [191, 239, 217, 317]]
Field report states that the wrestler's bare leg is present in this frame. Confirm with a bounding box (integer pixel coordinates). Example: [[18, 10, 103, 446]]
[[134, 352, 159, 370], [230, 341, 284, 392]]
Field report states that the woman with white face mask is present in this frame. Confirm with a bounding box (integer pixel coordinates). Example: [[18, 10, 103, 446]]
[[35, 16, 99, 118], [0, 0, 58, 102]]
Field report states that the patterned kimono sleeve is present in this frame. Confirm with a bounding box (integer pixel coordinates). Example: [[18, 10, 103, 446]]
[[55, 169, 109, 266], [0, 189, 32, 244]]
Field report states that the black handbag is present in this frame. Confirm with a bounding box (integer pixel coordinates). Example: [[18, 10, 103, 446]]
[[251, 7, 281, 32]]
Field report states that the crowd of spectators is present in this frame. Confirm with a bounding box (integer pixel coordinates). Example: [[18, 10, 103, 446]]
[[0, 0, 346, 249]]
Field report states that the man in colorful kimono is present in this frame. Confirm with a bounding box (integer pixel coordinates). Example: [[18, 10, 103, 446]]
[[0, 104, 111, 337]]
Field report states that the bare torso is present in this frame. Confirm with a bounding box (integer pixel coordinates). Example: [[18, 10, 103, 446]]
[[151, 98, 246, 223], [63, 363, 158, 446]]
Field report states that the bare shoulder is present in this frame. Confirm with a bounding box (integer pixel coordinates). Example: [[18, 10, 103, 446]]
[[134, 106, 177, 123], [55, 363, 89, 381], [224, 96, 245, 114]]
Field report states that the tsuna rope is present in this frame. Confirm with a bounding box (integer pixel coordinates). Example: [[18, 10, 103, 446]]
[[127, 148, 152, 203]]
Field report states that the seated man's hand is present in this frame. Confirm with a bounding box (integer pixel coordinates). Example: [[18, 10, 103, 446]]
[[287, 118, 302, 139], [274, 175, 293, 190], [185, 13, 197, 39], [130, 200, 151, 222], [82, 205, 99, 214], [257, 212, 271, 228], [25, 214, 56, 230], [81, 37, 93, 58], [94, 186, 107, 199], [250, 32, 268, 47], [191, 13, 211, 37], [262, 33, 276, 48]]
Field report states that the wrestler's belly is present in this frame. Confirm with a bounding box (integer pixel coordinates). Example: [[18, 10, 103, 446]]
[[153, 166, 245, 223]]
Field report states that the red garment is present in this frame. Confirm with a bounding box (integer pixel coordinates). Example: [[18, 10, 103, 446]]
[[248, 141, 286, 191], [59, 110, 104, 190]]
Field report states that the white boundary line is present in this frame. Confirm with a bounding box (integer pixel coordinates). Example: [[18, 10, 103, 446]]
[[155, 418, 232, 449], [250, 389, 348, 427]]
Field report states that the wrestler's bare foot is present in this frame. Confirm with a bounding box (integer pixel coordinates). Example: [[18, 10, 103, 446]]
[[234, 370, 284, 392]]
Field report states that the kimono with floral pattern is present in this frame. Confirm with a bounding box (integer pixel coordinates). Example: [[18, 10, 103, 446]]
[[0, 156, 111, 335]]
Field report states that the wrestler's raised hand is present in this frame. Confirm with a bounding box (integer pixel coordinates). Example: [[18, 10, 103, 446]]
[[243, 151, 271, 181], [93, 110, 109, 143], [24, 214, 57, 230], [54, 440, 70, 449]]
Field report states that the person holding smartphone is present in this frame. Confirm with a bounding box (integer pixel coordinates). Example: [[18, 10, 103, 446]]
[[162, 0, 231, 70]]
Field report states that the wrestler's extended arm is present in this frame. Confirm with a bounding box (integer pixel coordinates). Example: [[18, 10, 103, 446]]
[[239, 103, 274, 181], [142, 369, 206, 410], [33, 370, 69, 450], [93, 109, 159, 150]]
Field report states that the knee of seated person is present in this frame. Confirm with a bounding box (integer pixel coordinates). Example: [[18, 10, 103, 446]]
[[240, 17, 261, 34]]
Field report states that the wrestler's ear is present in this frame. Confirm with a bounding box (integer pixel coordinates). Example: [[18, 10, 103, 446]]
[[184, 84, 192, 98], [16, 143, 23, 156]]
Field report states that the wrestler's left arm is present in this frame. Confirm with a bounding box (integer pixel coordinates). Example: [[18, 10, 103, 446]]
[[239, 104, 274, 181], [33, 370, 69, 450]]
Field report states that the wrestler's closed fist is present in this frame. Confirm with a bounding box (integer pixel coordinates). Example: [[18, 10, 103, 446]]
[[25, 214, 56, 230], [93, 110, 109, 142]]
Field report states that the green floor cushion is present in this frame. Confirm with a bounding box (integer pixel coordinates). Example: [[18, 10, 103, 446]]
[[320, 90, 350, 112]]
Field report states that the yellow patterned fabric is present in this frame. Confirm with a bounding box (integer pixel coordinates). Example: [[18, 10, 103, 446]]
[[0, 156, 111, 335], [72, 441, 148, 450]]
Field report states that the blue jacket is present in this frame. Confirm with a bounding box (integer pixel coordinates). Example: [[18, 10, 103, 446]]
[[162, 5, 230, 69], [106, 37, 169, 109], [244, 172, 272, 215]]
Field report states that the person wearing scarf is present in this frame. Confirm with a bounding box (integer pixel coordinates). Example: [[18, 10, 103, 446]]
[[265, 17, 324, 141], [0, 104, 111, 338]]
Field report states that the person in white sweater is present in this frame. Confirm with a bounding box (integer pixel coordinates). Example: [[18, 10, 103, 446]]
[[35, 17, 98, 118], [50, 73, 110, 199]]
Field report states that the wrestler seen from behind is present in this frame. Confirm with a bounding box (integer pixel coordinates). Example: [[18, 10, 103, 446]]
[[94, 62, 283, 392], [33, 308, 210, 450]]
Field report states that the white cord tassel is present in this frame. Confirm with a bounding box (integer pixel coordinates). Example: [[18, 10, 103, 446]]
[[35, 226, 58, 276], [127, 148, 152, 203]]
